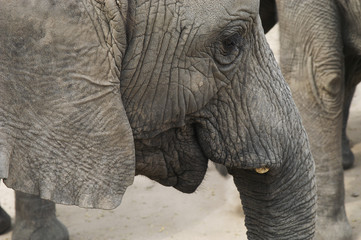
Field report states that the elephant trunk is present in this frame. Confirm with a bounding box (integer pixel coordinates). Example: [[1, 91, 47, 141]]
[[229, 139, 316, 240]]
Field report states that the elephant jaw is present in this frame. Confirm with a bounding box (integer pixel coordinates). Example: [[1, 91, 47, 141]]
[[134, 117, 272, 193], [134, 125, 209, 193]]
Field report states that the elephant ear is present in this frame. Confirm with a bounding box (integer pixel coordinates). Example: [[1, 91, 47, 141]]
[[0, 0, 134, 209]]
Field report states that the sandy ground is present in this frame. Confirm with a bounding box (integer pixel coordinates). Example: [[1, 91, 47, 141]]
[[1, 25, 361, 240]]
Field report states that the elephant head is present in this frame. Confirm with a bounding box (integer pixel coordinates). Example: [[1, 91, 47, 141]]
[[0, 0, 316, 238]]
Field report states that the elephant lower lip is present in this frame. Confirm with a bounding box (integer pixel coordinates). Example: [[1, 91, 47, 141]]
[[173, 182, 199, 193], [156, 176, 177, 187], [135, 124, 208, 193], [157, 172, 204, 193]]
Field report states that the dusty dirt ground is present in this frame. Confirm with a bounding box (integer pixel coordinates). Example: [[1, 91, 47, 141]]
[[1, 25, 361, 240]]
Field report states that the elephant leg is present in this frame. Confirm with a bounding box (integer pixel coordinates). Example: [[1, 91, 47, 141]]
[[12, 191, 68, 240], [311, 117, 352, 240], [0, 206, 11, 234], [343, 57, 361, 169], [342, 85, 356, 170]]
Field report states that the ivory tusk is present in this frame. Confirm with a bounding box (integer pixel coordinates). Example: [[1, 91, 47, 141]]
[[255, 167, 269, 174]]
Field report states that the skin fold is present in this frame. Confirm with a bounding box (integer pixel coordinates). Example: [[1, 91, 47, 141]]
[[262, 0, 361, 239], [0, 0, 316, 239]]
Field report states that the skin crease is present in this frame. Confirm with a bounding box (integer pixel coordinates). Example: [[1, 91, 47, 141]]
[[0, 0, 316, 239], [261, 0, 361, 239]]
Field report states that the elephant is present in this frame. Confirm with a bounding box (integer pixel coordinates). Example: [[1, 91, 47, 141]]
[[261, 0, 361, 239], [0, 0, 317, 239]]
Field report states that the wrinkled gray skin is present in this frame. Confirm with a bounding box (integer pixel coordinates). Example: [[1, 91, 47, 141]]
[[262, 0, 361, 239], [0, 0, 316, 239]]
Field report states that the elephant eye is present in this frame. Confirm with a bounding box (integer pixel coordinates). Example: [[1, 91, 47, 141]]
[[222, 36, 237, 52], [214, 33, 242, 66]]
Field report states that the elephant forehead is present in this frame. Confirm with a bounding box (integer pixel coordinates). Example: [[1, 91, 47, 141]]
[[121, 0, 259, 138], [183, 0, 259, 25]]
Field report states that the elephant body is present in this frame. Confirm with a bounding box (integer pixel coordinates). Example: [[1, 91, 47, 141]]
[[0, 1, 316, 239], [262, 0, 361, 239]]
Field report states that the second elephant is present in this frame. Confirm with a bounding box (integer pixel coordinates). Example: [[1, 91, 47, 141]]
[[262, 0, 361, 239]]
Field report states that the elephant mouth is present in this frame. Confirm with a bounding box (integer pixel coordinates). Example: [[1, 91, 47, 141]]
[[134, 124, 209, 193]]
